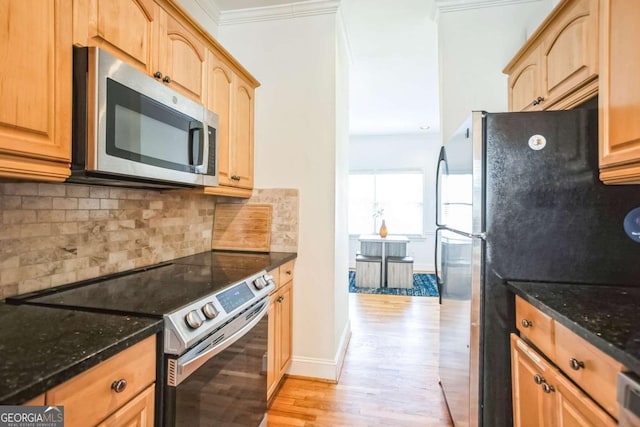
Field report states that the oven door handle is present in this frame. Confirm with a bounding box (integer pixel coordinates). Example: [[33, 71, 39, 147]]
[[173, 298, 269, 385]]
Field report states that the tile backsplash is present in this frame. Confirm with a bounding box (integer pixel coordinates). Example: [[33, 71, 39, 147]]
[[0, 183, 215, 299]]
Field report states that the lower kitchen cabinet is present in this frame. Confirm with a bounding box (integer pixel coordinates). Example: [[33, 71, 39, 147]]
[[267, 261, 295, 401], [96, 384, 155, 427], [511, 334, 616, 427], [45, 335, 156, 427]]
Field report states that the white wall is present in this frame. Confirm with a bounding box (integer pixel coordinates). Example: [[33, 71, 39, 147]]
[[217, 11, 350, 381], [349, 133, 441, 271], [175, 0, 219, 37], [438, 0, 555, 144]]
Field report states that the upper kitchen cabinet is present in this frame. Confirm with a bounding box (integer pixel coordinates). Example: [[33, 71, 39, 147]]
[[504, 0, 599, 111], [204, 51, 256, 198], [598, 1, 640, 184], [74, 0, 206, 103], [156, 8, 206, 103], [0, 0, 72, 182], [72, 0, 158, 74], [73, 0, 259, 194]]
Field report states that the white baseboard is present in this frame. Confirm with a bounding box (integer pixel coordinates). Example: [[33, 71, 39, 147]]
[[287, 320, 352, 381]]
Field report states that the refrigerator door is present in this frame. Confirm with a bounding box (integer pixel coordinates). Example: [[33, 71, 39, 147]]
[[438, 228, 482, 427], [441, 112, 485, 236]]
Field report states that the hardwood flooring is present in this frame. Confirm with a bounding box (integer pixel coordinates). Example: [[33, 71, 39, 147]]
[[267, 294, 454, 426]]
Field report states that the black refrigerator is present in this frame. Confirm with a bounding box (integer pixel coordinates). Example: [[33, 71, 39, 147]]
[[435, 107, 640, 427]]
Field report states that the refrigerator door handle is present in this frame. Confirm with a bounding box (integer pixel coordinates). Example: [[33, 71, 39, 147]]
[[435, 146, 448, 227], [434, 227, 443, 304]]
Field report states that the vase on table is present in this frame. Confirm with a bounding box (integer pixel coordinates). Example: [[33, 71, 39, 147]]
[[379, 220, 388, 238]]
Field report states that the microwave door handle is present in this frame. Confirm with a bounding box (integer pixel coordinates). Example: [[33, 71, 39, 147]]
[[188, 120, 204, 170]]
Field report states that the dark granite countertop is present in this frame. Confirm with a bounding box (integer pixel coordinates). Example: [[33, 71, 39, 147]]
[[173, 250, 297, 273], [507, 281, 640, 374], [0, 303, 162, 405], [1, 250, 296, 405]]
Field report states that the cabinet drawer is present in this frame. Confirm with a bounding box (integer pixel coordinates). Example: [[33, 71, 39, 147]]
[[46, 335, 156, 427], [554, 322, 623, 418], [279, 260, 295, 285], [515, 296, 555, 357], [268, 267, 280, 295]]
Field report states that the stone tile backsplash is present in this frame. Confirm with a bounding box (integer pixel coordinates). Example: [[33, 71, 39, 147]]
[[0, 183, 215, 299]]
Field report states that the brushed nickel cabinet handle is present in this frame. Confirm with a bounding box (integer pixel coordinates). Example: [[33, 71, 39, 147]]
[[277, 295, 284, 303], [569, 358, 585, 370], [111, 378, 127, 393], [533, 374, 545, 385], [521, 319, 533, 328], [163, 75, 172, 84], [153, 71, 163, 79], [542, 383, 555, 393]]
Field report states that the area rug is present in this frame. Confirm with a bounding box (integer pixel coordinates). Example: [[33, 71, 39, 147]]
[[348, 271, 439, 297]]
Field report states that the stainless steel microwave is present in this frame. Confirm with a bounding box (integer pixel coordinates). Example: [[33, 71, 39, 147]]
[[70, 47, 218, 188]]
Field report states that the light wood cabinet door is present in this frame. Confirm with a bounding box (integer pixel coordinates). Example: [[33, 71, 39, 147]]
[[508, 48, 543, 112], [206, 50, 233, 186], [267, 298, 278, 399], [599, 0, 640, 183], [203, 54, 256, 196], [504, 0, 598, 112], [157, 10, 206, 103], [231, 75, 255, 189], [73, 0, 157, 74], [511, 334, 552, 427], [553, 373, 616, 427], [267, 272, 294, 401], [541, 0, 598, 109], [0, 0, 72, 182], [278, 280, 293, 376]]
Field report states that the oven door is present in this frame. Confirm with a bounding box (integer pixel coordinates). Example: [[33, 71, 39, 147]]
[[164, 299, 269, 427]]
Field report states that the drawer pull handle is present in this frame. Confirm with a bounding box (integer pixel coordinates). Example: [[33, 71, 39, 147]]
[[277, 295, 284, 303], [542, 383, 555, 393], [569, 358, 585, 371], [533, 374, 545, 385], [521, 319, 533, 328], [111, 379, 127, 393]]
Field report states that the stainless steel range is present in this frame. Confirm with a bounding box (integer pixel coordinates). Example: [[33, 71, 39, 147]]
[[10, 256, 278, 427]]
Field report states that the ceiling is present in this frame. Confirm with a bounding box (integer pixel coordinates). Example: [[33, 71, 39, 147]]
[[213, 0, 440, 136]]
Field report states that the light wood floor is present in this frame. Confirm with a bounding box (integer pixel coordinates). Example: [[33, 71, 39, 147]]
[[267, 294, 454, 426]]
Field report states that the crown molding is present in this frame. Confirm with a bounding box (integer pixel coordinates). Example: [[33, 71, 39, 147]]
[[219, 0, 340, 26], [193, 0, 221, 25], [435, 0, 541, 13]]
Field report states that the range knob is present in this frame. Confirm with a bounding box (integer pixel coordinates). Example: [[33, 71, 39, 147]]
[[185, 310, 204, 329], [201, 302, 219, 319], [264, 274, 276, 287], [253, 276, 267, 290]]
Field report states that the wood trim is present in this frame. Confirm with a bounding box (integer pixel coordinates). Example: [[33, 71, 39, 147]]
[[600, 163, 640, 184], [202, 186, 253, 198], [543, 78, 598, 110], [0, 153, 70, 182]]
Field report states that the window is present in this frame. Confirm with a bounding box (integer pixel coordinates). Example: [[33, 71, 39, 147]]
[[348, 171, 423, 235]]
